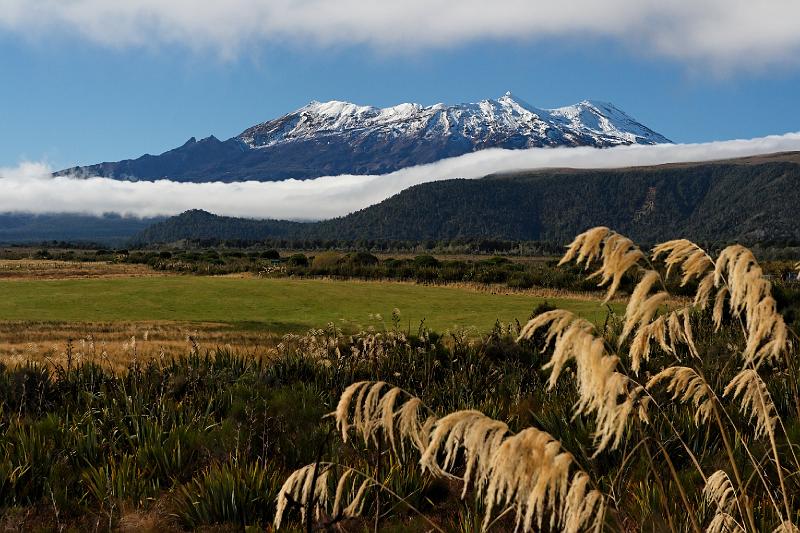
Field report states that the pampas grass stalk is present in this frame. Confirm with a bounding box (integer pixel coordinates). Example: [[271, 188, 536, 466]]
[[704, 470, 738, 516], [333, 381, 605, 532], [517, 309, 639, 453], [274, 463, 331, 529], [559, 227, 644, 303], [419, 410, 509, 494], [724, 368, 792, 526], [653, 438, 702, 533], [646, 366, 714, 426], [707, 512, 745, 533], [420, 410, 605, 533], [652, 239, 713, 287], [275, 461, 445, 532], [714, 245, 790, 367], [333, 381, 436, 456], [645, 234, 794, 530]]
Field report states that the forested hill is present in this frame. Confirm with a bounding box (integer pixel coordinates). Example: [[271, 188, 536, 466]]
[[134, 152, 800, 245]]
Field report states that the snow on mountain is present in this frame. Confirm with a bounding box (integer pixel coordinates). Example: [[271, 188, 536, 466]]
[[57, 92, 670, 183], [238, 91, 670, 150]]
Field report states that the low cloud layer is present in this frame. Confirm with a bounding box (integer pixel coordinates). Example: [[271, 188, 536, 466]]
[[1, 1, 799, 71], [1, 132, 800, 221]]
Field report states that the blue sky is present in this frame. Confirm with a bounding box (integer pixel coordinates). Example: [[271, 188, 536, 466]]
[[1, 1, 800, 169]]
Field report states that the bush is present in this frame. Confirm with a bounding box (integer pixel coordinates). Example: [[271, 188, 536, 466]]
[[287, 253, 309, 267], [81, 454, 156, 508], [172, 461, 281, 528], [413, 255, 440, 268], [344, 251, 379, 266], [311, 251, 342, 271], [507, 271, 534, 289]]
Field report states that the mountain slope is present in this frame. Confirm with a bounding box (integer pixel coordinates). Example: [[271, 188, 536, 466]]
[[134, 152, 800, 245], [57, 93, 669, 183]]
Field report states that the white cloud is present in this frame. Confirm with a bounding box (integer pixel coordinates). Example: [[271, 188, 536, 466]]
[[2, 132, 800, 220], [0, 1, 799, 70]]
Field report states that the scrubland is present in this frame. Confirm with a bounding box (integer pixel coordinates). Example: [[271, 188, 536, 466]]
[[0, 231, 799, 532]]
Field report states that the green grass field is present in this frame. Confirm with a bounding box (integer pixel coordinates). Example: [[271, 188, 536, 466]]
[[0, 277, 614, 333]]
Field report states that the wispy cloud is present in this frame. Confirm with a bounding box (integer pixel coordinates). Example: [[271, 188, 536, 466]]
[[0, 1, 799, 71], [1, 132, 799, 220]]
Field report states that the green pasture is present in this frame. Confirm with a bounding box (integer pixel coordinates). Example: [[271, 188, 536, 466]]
[[0, 277, 616, 333]]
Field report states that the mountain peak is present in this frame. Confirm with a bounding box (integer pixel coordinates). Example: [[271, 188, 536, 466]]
[[61, 93, 671, 183], [495, 91, 537, 111], [499, 90, 522, 101]]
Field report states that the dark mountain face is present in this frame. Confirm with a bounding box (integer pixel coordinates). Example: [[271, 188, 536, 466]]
[[55, 94, 669, 183], [133, 152, 800, 246]]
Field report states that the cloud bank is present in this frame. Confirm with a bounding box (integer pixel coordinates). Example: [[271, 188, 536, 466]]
[[2, 133, 800, 221], [0, 1, 799, 71]]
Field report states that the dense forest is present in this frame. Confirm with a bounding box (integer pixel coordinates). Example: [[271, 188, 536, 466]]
[[135, 152, 800, 245]]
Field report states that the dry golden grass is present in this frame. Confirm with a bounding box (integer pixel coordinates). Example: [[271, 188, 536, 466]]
[[424, 280, 622, 302], [0, 321, 281, 372], [0, 259, 158, 280]]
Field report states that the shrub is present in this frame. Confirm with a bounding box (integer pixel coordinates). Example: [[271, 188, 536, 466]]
[[82, 454, 156, 509], [287, 253, 309, 267], [413, 255, 440, 268], [345, 251, 379, 266], [172, 461, 281, 528], [311, 251, 342, 271], [507, 271, 534, 289]]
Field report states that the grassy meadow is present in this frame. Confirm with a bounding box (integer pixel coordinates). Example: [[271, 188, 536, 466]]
[[0, 273, 617, 370], [0, 276, 612, 331]]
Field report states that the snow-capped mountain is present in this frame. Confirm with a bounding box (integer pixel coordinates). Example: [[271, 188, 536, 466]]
[[58, 92, 670, 183], [240, 92, 668, 149]]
